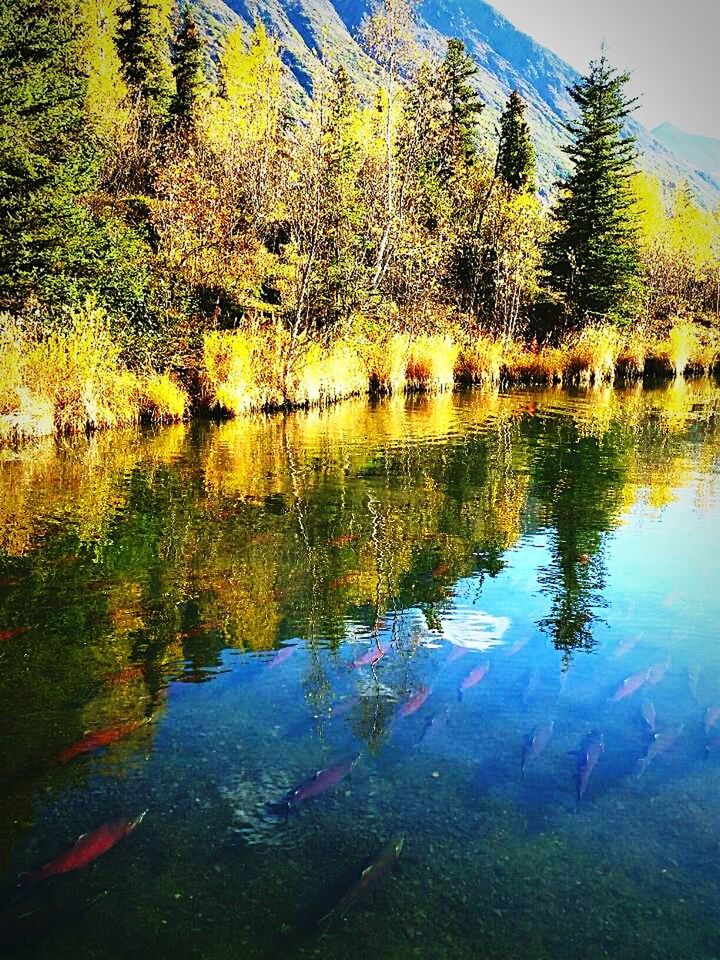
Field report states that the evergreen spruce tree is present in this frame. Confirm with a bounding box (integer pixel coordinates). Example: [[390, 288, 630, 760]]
[[440, 38, 483, 176], [545, 56, 642, 323], [116, 0, 173, 125], [0, 0, 95, 308], [497, 90, 536, 192], [170, 5, 205, 128]]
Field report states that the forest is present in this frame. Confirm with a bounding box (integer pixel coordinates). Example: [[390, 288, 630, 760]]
[[1, 0, 720, 439]]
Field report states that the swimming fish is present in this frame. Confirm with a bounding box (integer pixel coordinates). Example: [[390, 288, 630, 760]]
[[0, 626, 29, 642], [352, 643, 389, 669], [328, 533, 358, 548], [636, 724, 684, 776], [458, 661, 490, 700], [521, 719, 554, 777], [22, 813, 146, 886], [611, 670, 648, 702], [640, 700, 657, 736], [446, 646, 469, 664], [704, 706, 720, 736], [575, 731, 604, 804], [54, 719, 151, 766], [611, 638, 637, 660], [268, 756, 359, 814], [267, 646, 297, 669], [521, 666, 542, 706], [645, 660, 671, 687], [318, 836, 404, 926], [105, 664, 147, 688], [416, 706, 451, 745], [505, 637, 529, 658], [396, 685, 430, 719], [688, 664, 701, 703]]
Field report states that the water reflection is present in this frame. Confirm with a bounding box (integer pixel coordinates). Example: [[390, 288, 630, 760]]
[[1, 382, 720, 958]]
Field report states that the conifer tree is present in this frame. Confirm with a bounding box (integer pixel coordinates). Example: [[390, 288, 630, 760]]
[[116, 0, 173, 125], [0, 0, 95, 308], [497, 90, 536, 192], [545, 56, 642, 323], [440, 38, 484, 176], [170, 4, 205, 128]]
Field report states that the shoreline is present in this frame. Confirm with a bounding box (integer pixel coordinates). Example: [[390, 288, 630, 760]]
[[2, 348, 719, 446]]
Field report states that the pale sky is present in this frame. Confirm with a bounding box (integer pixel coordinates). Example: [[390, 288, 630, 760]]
[[488, 0, 720, 140]]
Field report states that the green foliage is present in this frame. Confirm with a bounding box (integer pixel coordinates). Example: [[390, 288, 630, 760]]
[[497, 90, 536, 192], [544, 57, 643, 324], [0, 0, 97, 310], [439, 38, 484, 177], [116, 0, 173, 125], [170, 4, 206, 128]]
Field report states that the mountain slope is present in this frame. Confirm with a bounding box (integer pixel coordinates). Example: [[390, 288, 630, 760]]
[[195, 0, 720, 206], [653, 122, 720, 184]]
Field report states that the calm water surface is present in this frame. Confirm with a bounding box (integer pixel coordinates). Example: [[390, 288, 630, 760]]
[[1, 383, 720, 959]]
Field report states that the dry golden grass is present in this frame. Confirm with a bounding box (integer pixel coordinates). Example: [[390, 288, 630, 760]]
[[4, 310, 719, 442], [0, 306, 188, 441], [561, 325, 621, 384], [456, 336, 506, 384], [405, 335, 459, 392]]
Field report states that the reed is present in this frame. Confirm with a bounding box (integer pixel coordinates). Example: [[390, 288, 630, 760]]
[[0, 306, 188, 440], [561, 325, 621, 384], [456, 335, 506, 384], [405, 334, 459, 392]]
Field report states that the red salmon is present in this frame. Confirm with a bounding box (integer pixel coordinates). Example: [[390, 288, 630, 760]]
[[54, 719, 150, 766], [640, 700, 657, 735], [458, 661, 490, 698], [352, 643, 388, 669], [267, 646, 297, 669], [105, 664, 147, 687], [611, 638, 637, 660], [446, 646, 469, 664], [704, 706, 720, 736], [645, 660, 670, 686], [270, 756, 359, 813], [328, 533, 358, 548], [25, 813, 146, 884], [0, 626, 29, 642], [396, 685, 430, 719], [636, 724, 684, 776], [505, 637, 528, 657], [575, 731, 604, 803], [521, 719, 554, 776], [611, 670, 648, 702]]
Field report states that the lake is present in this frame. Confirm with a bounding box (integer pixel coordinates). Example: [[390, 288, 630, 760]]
[[1, 381, 720, 959]]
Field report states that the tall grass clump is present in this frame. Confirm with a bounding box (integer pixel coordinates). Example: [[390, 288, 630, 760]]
[[139, 372, 188, 422], [203, 326, 367, 414], [203, 326, 286, 414], [405, 334, 458, 392], [364, 331, 411, 394], [0, 306, 188, 441], [660, 320, 700, 377], [505, 342, 565, 383], [456, 335, 506, 384], [291, 340, 367, 406], [561, 324, 621, 384], [616, 327, 650, 378]]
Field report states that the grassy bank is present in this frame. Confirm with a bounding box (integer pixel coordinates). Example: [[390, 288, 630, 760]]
[[2, 310, 719, 441], [0, 307, 187, 441], [200, 317, 720, 416]]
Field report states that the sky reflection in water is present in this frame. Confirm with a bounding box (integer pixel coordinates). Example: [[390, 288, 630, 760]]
[[0, 381, 719, 959]]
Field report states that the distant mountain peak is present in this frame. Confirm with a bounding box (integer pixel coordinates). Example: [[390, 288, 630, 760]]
[[652, 122, 720, 181]]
